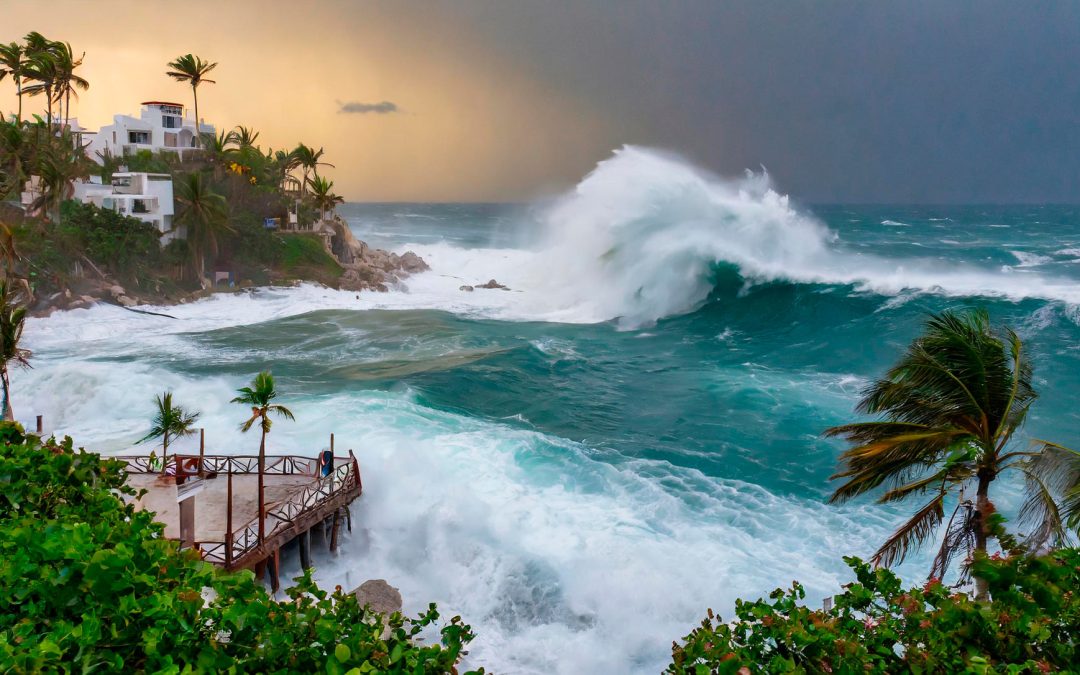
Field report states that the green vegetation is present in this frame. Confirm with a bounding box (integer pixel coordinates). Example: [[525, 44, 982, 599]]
[[280, 232, 345, 280], [825, 310, 1080, 596], [668, 546, 1080, 673], [671, 311, 1080, 672], [0, 426, 480, 673], [0, 280, 29, 420], [1, 33, 349, 307]]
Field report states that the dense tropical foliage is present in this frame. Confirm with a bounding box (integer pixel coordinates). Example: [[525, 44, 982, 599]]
[[668, 545, 1079, 673], [0, 425, 481, 673]]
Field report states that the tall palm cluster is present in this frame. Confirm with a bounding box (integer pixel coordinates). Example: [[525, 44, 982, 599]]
[[0, 34, 93, 222], [0, 32, 88, 127], [827, 309, 1080, 598]]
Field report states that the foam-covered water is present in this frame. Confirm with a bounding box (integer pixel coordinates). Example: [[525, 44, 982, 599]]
[[17, 148, 1080, 673]]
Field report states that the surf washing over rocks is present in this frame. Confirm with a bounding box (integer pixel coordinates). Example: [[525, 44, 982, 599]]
[[17, 148, 1080, 673]]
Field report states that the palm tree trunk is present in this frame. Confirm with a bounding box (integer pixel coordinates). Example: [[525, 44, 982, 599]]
[[258, 427, 266, 543], [1, 367, 12, 422], [161, 431, 170, 476], [15, 80, 22, 123], [64, 88, 70, 127], [972, 469, 994, 601], [192, 85, 200, 149]]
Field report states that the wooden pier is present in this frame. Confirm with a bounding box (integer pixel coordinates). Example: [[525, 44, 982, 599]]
[[117, 448, 362, 590]]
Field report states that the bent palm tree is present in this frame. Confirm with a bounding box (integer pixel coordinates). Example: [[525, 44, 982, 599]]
[[826, 309, 1073, 599], [0, 42, 26, 123], [139, 392, 200, 474], [232, 372, 295, 542], [165, 54, 217, 148], [307, 174, 344, 220], [51, 41, 88, 125], [0, 280, 30, 421], [174, 172, 230, 282], [292, 144, 333, 199]]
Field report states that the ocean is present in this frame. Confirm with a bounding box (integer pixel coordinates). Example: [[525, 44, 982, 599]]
[[16, 147, 1080, 673]]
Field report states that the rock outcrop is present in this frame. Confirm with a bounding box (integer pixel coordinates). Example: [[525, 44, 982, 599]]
[[352, 579, 403, 615], [320, 215, 430, 293]]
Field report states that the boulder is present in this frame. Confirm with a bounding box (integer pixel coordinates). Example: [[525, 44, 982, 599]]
[[352, 579, 403, 616], [400, 251, 430, 273], [459, 285, 474, 292], [109, 285, 126, 298], [116, 295, 138, 307], [477, 279, 509, 290]]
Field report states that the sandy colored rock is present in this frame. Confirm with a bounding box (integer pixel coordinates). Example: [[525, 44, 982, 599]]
[[352, 579, 403, 616]]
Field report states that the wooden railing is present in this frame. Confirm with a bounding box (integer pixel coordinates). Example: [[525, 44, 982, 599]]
[[117, 452, 362, 570]]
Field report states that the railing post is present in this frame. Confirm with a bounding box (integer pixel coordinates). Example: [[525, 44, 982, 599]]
[[330, 433, 335, 455], [226, 469, 233, 566], [35, 415, 43, 434], [198, 428, 205, 477]]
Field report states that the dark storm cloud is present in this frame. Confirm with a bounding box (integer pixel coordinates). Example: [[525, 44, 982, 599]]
[[383, 0, 1080, 203], [338, 100, 399, 114]]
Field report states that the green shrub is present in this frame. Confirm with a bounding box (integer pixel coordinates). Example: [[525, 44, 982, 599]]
[[0, 426, 480, 673], [668, 551, 1079, 674], [58, 200, 164, 283], [279, 233, 343, 279]]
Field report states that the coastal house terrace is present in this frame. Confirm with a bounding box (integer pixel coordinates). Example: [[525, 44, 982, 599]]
[[86, 101, 215, 161], [118, 445, 362, 590], [73, 172, 178, 242]]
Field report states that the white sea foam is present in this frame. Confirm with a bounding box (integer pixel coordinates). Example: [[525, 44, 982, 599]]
[[1010, 250, 1054, 267], [15, 316, 920, 674], [881, 219, 910, 227]]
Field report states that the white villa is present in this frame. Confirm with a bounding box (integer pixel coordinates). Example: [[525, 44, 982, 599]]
[[73, 173, 180, 243], [86, 101, 214, 161]]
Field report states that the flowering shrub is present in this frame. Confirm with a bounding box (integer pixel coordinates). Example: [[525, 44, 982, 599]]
[[0, 426, 481, 673], [668, 551, 1079, 673]]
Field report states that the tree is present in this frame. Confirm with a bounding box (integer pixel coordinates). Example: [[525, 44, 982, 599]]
[[165, 54, 217, 148], [231, 371, 295, 543], [825, 309, 1074, 598], [138, 392, 200, 474], [0, 281, 30, 421], [29, 128, 90, 223], [227, 125, 259, 149], [173, 171, 229, 282], [21, 33, 59, 128], [51, 41, 88, 125], [0, 42, 26, 123], [292, 143, 333, 199], [307, 174, 344, 220]]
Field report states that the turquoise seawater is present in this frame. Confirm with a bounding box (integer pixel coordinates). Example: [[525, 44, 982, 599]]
[[19, 149, 1080, 673]]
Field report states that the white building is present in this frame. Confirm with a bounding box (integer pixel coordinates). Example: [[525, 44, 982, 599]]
[[86, 101, 214, 161], [73, 173, 180, 244]]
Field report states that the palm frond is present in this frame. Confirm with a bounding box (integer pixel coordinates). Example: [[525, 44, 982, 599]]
[[930, 499, 977, 581], [872, 491, 945, 569]]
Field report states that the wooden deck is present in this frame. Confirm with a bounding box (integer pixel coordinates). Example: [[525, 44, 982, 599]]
[[118, 452, 362, 586]]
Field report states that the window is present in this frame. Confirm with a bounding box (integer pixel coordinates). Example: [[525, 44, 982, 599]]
[[162, 115, 180, 129], [128, 131, 150, 144], [133, 200, 150, 214]]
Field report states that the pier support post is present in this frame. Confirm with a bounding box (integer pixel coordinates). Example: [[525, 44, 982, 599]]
[[330, 509, 341, 553], [299, 529, 312, 570], [345, 505, 352, 533], [198, 428, 205, 476], [35, 415, 42, 434], [269, 549, 281, 593]]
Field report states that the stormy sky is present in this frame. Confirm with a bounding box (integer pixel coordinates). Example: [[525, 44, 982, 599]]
[[2, 1, 1078, 202]]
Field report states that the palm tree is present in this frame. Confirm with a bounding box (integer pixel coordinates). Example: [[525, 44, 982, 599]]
[[165, 54, 217, 148], [139, 392, 200, 475], [173, 171, 230, 282], [825, 309, 1074, 599], [292, 144, 333, 199], [307, 174, 344, 220], [30, 129, 90, 223], [231, 372, 295, 542], [227, 126, 259, 149], [0, 42, 26, 123], [51, 41, 88, 126], [21, 43, 59, 128], [0, 280, 30, 422]]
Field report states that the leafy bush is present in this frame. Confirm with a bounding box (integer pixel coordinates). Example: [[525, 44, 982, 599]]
[[279, 233, 343, 280], [0, 425, 480, 673], [668, 552, 1079, 673], [58, 200, 165, 283]]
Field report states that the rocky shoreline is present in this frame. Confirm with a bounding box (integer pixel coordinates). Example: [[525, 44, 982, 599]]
[[30, 215, 431, 316]]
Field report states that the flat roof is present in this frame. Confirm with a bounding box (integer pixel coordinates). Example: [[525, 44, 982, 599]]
[[141, 101, 184, 107]]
